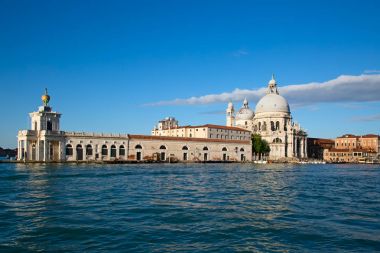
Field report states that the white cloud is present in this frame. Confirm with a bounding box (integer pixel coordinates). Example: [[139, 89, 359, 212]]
[[232, 49, 249, 57], [146, 74, 380, 107], [364, 70, 380, 74], [199, 110, 226, 115], [351, 114, 380, 122]]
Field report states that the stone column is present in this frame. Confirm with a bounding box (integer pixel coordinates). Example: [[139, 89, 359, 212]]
[[288, 133, 293, 158], [37, 140, 41, 161], [58, 141, 61, 161], [43, 140, 48, 162], [18, 141, 21, 160], [25, 140, 29, 161], [300, 139, 304, 158], [304, 137, 308, 158]]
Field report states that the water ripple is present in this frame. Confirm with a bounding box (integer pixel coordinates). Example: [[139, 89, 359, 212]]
[[0, 163, 380, 252]]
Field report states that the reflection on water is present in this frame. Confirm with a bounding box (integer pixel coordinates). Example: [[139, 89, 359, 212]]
[[1, 163, 380, 252]]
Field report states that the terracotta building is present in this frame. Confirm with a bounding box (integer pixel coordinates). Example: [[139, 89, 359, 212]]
[[324, 134, 380, 163], [307, 138, 335, 160]]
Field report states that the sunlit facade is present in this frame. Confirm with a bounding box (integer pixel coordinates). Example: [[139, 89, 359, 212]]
[[226, 75, 308, 160], [17, 90, 251, 162]]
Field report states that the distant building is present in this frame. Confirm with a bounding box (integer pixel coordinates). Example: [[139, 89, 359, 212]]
[[359, 134, 380, 153], [307, 138, 335, 160], [226, 75, 307, 160], [17, 90, 251, 162], [154, 117, 179, 130], [323, 148, 377, 163], [152, 118, 251, 141], [335, 134, 359, 150], [0, 147, 17, 158], [324, 134, 380, 163]]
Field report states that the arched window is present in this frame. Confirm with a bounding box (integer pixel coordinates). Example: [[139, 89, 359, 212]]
[[271, 121, 275, 131], [273, 138, 282, 143], [47, 120, 52, 131], [159, 145, 166, 161], [203, 146, 208, 151], [240, 148, 245, 152], [222, 147, 227, 151], [101, 145, 108, 156], [66, 144, 73, 156], [182, 146, 188, 150], [86, 144, 93, 156], [276, 121, 280, 130], [258, 122, 261, 130], [111, 145, 117, 158], [31, 144, 36, 160], [119, 145, 125, 156], [135, 145, 142, 161], [262, 122, 267, 131], [76, 144, 83, 160]]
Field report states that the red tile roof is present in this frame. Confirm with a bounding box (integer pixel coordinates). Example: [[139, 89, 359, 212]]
[[202, 124, 251, 132], [308, 138, 335, 144], [361, 134, 379, 138], [153, 124, 250, 132], [337, 134, 358, 138], [336, 134, 380, 139]]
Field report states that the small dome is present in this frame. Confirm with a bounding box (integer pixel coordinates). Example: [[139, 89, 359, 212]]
[[236, 98, 254, 120], [236, 107, 254, 120], [255, 93, 290, 114], [268, 74, 276, 86]]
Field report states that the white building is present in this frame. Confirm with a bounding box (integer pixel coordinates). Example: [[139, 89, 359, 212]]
[[152, 119, 251, 141], [17, 90, 252, 162], [226, 75, 307, 160]]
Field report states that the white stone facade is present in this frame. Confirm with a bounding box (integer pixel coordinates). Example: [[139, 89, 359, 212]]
[[226, 75, 307, 160], [152, 121, 251, 141], [17, 92, 252, 162]]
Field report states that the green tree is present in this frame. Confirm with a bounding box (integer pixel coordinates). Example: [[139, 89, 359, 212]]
[[251, 134, 270, 155]]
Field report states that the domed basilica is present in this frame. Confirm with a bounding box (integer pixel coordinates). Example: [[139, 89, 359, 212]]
[[226, 75, 307, 160]]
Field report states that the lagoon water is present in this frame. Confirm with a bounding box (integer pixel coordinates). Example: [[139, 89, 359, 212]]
[[0, 163, 379, 252]]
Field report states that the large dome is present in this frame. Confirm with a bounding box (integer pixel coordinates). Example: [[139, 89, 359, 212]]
[[255, 93, 290, 114]]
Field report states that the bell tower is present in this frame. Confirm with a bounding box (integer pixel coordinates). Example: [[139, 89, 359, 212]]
[[30, 88, 61, 132], [226, 102, 235, 127]]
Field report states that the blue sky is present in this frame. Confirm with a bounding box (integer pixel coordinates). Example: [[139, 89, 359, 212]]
[[1, 0, 380, 148]]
